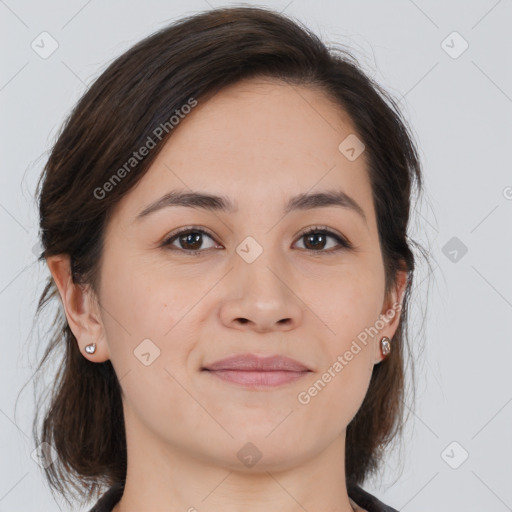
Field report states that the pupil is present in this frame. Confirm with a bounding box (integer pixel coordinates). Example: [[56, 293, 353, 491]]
[[181, 232, 201, 250], [306, 233, 325, 250]]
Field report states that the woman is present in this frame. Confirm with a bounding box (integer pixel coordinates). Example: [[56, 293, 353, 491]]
[[32, 6, 428, 512]]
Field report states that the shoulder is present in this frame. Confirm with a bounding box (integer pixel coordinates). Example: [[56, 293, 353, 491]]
[[88, 482, 124, 512], [347, 483, 400, 512]]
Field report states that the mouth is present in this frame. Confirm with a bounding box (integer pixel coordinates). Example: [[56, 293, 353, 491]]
[[202, 369, 309, 389], [201, 353, 312, 390]]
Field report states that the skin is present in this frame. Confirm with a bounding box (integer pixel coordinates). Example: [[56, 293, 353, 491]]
[[48, 77, 407, 512]]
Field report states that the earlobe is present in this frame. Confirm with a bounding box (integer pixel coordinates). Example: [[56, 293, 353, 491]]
[[46, 255, 109, 362]]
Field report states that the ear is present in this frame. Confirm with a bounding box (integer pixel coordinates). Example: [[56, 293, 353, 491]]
[[373, 268, 409, 365], [46, 254, 110, 362]]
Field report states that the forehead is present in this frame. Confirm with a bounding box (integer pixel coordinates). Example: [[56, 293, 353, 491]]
[[115, 77, 375, 225]]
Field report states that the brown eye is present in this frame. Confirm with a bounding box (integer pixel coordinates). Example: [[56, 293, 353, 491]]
[[161, 225, 353, 256], [162, 228, 218, 254], [295, 227, 352, 253]]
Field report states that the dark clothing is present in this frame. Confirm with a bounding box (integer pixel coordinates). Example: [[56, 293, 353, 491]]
[[348, 484, 399, 511], [88, 481, 399, 511], [88, 482, 123, 512]]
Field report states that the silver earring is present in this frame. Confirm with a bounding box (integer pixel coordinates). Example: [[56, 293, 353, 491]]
[[380, 336, 391, 357], [84, 343, 97, 354]]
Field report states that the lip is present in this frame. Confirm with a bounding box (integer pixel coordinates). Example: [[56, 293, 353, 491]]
[[202, 353, 311, 372], [204, 369, 308, 389], [201, 354, 311, 390]]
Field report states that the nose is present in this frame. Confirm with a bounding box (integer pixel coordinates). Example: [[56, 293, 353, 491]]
[[218, 248, 304, 333]]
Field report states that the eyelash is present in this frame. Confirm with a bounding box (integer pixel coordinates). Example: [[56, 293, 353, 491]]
[[161, 225, 353, 256]]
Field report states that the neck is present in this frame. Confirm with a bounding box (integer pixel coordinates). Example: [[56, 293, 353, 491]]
[[113, 409, 357, 512]]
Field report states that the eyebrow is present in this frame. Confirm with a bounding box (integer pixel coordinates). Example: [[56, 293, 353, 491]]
[[135, 189, 367, 225]]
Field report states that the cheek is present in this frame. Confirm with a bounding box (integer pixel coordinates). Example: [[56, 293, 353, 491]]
[[98, 254, 208, 392], [99, 264, 199, 427], [311, 265, 384, 343], [291, 334, 375, 450], [99, 252, 195, 341], [302, 267, 382, 412]]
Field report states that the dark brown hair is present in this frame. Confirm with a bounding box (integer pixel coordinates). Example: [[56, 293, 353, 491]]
[[26, 5, 430, 508]]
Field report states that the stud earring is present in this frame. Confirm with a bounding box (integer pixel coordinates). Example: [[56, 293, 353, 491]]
[[84, 343, 97, 354], [380, 336, 391, 357]]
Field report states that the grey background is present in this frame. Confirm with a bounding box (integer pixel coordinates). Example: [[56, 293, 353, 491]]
[[1, 0, 511, 510]]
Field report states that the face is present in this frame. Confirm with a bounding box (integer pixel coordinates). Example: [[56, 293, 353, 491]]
[[82, 78, 404, 471]]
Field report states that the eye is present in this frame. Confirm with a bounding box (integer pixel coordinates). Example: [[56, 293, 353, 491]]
[[161, 226, 219, 255], [294, 226, 353, 254], [161, 225, 353, 256]]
